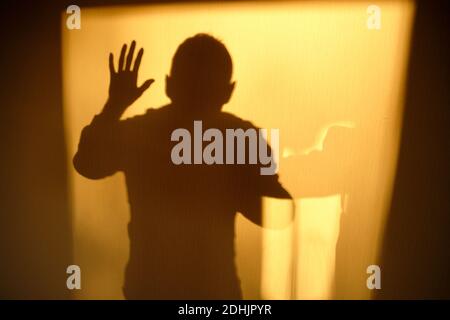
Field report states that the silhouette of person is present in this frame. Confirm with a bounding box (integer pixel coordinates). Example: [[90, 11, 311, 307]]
[[73, 34, 292, 299]]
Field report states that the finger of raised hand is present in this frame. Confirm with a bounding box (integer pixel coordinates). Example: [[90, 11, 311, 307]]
[[118, 43, 127, 71], [125, 40, 136, 71], [109, 53, 116, 75], [133, 48, 144, 73]]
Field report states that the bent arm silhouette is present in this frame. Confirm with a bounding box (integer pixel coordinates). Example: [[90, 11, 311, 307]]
[[73, 41, 154, 179], [282, 126, 355, 198]]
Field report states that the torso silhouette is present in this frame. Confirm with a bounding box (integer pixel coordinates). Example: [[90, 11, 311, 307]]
[[74, 104, 289, 299]]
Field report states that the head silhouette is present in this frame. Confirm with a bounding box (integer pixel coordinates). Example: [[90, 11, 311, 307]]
[[166, 34, 235, 114]]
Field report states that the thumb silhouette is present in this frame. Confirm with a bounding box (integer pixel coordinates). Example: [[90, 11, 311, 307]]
[[138, 79, 155, 97]]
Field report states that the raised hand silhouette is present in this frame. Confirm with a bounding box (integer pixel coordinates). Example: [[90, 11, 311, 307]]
[[105, 41, 154, 119]]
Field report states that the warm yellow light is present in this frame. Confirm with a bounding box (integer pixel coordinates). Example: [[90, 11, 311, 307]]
[[62, 0, 414, 299]]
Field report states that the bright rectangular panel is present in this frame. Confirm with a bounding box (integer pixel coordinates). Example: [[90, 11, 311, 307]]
[[62, 1, 414, 299]]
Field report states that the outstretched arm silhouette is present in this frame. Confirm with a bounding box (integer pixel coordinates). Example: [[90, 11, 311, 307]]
[[73, 41, 152, 179]]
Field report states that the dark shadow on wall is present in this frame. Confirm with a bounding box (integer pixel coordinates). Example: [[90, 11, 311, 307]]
[[0, 2, 72, 298], [2, 0, 449, 299], [72, 34, 292, 299], [0, 0, 272, 300], [376, 0, 450, 299]]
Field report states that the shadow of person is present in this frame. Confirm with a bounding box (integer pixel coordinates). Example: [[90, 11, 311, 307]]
[[73, 34, 292, 299]]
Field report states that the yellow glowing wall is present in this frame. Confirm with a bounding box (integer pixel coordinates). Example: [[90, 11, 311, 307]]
[[62, 1, 414, 299]]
